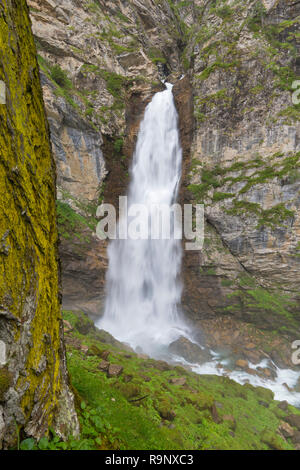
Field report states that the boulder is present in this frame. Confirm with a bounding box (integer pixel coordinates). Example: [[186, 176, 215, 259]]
[[168, 336, 212, 364], [278, 401, 289, 412], [98, 360, 110, 372], [278, 421, 294, 439], [235, 359, 248, 369], [107, 364, 123, 378], [101, 350, 110, 361], [169, 377, 186, 386], [284, 414, 300, 430]]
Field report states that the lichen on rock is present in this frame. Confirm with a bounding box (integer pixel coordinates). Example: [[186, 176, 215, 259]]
[[0, 0, 78, 448]]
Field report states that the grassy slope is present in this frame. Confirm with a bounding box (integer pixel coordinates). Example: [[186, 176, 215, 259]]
[[20, 310, 299, 451]]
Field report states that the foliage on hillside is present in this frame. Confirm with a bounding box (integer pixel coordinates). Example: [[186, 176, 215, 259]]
[[19, 311, 300, 450]]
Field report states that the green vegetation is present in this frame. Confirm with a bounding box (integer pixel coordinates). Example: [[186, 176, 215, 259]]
[[188, 151, 299, 228], [56, 198, 98, 243], [18, 311, 300, 450], [50, 64, 72, 90], [148, 47, 167, 65], [226, 283, 298, 330]]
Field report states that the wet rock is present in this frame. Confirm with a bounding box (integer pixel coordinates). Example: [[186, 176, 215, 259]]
[[245, 343, 256, 350], [278, 401, 289, 412], [283, 383, 293, 393], [107, 364, 123, 378], [284, 415, 300, 431], [244, 367, 258, 376], [169, 377, 186, 386], [256, 367, 277, 380], [168, 336, 212, 365], [244, 350, 263, 365], [235, 359, 248, 369]]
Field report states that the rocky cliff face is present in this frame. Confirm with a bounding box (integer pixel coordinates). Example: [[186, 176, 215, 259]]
[[28, 0, 187, 315], [0, 0, 78, 448], [184, 0, 300, 338], [29, 1, 300, 348]]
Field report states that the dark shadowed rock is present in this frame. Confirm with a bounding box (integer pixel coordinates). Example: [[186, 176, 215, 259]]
[[278, 401, 289, 412], [168, 336, 212, 364]]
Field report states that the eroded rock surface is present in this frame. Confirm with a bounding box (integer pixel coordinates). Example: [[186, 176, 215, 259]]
[[29, 1, 300, 340], [0, 0, 78, 448]]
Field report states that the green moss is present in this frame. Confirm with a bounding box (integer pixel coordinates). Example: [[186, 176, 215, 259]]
[[227, 285, 297, 326], [148, 47, 167, 65], [113, 137, 123, 154], [56, 201, 96, 242], [212, 192, 234, 202], [0, 368, 12, 401], [18, 309, 300, 450], [31, 310, 297, 450], [0, 0, 65, 438]]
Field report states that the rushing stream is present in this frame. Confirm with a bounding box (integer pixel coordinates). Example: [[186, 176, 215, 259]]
[[98, 83, 300, 407]]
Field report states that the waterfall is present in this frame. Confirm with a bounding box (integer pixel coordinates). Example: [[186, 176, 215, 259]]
[[98, 83, 187, 355], [97, 83, 300, 407]]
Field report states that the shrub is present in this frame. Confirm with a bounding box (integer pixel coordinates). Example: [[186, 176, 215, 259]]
[[50, 65, 72, 90]]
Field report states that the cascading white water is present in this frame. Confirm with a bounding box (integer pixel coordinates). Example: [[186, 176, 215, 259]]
[[97, 82, 300, 407], [98, 83, 187, 354]]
